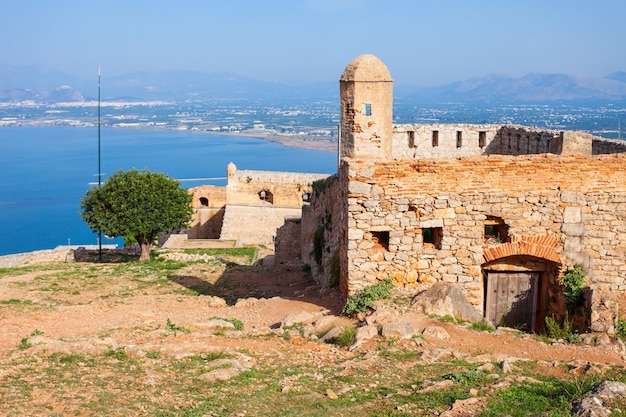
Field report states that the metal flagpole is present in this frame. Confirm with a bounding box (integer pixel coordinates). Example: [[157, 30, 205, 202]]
[[98, 66, 102, 261]]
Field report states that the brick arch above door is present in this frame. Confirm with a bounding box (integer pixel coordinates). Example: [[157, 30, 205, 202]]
[[483, 234, 560, 264]]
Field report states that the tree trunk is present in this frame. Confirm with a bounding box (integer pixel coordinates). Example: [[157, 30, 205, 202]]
[[139, 241, 153, 261]]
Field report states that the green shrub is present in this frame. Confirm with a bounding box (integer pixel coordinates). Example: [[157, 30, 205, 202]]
[[617, 319, 626, 339], [341, 278, 394, 318], [166, 318, 190, 334], [331, 326, 357, 348], [559, 266, 586, 310], [469, 322, 495, 333], [545, 313, 579, 343], [209, 316, 243, 331]]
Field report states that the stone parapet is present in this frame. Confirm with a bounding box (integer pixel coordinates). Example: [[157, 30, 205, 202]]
[[0, 248, 74, 268]]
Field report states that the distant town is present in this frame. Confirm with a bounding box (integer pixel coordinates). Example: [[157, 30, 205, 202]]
[[0, 98, 624, 150]]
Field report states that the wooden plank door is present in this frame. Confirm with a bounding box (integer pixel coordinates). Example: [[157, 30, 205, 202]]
[[486, 272, 539, 332]]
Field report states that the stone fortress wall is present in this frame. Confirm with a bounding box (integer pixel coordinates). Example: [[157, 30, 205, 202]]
[[294, 54, 626, 334], [181, 163, 329, 246], [391, 124, 600, 159]]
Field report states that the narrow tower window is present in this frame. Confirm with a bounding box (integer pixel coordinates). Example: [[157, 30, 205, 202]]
[[258, 190, 274, 204], [456, 131, 463, 148], [365, 103, 371, 116], [371, 231, 389, 251], [479, 131, 486, 148], [432, 130, 439, 147], [407, 131, 415, 147], [422, 227, 443, 249]]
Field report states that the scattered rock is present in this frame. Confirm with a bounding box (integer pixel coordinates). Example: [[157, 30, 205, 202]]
[[27, 335, 46, 346], [411, 283, 483, 323], [381, 320, 416, 339], [312, 315, 339, 332], [422, 325, 450, 340], [365, 308, 395, 325], [234, 297, 259, 308], [281, 310, 319, 328], [573, 381, 626, 417], [207, 296, 227, 308], [500, 359, 514, 373], [418, 379, 453, 393], [325, 388, 338, 399], [206, 358, 253, 370], [421, 348, 455, 364], [440, 396, 484, 417], [349, 325, 379, 351], [198, 367, 242, 382], [205, 319, 236, 329], [477, 363, 495, 373], [320, 327, 343, 342]]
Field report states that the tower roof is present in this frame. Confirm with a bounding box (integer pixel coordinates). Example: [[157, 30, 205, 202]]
[[340, 54, 392, 82]]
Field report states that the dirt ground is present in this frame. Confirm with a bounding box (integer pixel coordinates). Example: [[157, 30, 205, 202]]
[[0, 252, 624, 369]]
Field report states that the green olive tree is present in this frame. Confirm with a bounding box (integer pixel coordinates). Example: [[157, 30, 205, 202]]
[[80, 168, 193, 261]]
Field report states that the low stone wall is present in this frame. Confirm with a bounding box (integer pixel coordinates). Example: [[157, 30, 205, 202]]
[[391, 124, 602, 160], [593, 137, 626, 155], [220, 204, 303, 245], [275, 218, 302, 264], [0, 248, 74, 268], [301, 173, 347, 289]]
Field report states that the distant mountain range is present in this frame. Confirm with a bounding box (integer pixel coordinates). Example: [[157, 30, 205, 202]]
[[1, 64, 626, 104], [399, 71, 626, 103]]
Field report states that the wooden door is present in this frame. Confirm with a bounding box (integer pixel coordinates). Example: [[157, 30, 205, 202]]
[[486, 272, 539, 332]]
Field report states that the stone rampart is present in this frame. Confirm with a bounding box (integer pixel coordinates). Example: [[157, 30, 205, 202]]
[[392, 124, 600, 159], [227, 166, 329, 207], [341, 153, 626, 309], [219, 204, 304, 245], [0, 248, 74, 268], [275, 218, 302, 264], [301, 173, 348, 290], [593, 136, 626, 154]]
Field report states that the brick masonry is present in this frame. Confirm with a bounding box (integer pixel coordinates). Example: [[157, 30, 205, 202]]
[[295, 54, 626, 333]]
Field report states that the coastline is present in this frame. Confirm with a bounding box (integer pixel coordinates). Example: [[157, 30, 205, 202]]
[[217, 130, 338, 153], [0, 125, 338, 257], [0, 123, 339, 154]]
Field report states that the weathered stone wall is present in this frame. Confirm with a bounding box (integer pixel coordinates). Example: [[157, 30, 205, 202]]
[[0, 248, 74, 268], [187, 186, 227, 239], [301, 172, 348, 289], [391, 124, 597, 159], [275, 218, 302, 264], [593, 137, 626, 154], [341, 154, 626, 320], [187, 207, 225, 239], [219, 204, 304, 245], [339, 55, 393, 160], [184, 164, 329, 244], [227, 163, 329, 207]]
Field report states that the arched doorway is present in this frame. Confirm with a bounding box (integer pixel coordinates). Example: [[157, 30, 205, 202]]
[[484, 269, 541, 331], [482, 235, 561, 332]]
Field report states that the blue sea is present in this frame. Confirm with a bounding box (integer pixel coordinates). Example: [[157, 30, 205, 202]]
[[0, 127, 337, 256]]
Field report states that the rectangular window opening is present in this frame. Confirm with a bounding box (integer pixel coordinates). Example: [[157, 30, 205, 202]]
[[479, 131, 486, 148], [371, 231, 389, 251], [422, 227, 442, 250], [432, 130, 439, 147], [407, 131, 415, 147], [456, 131, 463, 148], [365, 103, 371, 116]]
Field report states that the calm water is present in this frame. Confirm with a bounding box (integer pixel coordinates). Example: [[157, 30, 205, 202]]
[[0, 127, 337, 256]]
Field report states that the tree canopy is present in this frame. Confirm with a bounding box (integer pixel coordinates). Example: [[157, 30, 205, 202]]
[[80, 168, 193, 261]]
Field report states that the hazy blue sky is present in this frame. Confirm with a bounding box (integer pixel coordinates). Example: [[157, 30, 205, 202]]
[[1, 0, 625, 86]]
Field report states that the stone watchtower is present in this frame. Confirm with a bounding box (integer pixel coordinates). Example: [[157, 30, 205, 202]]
[[339, 54, 393, 160]]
